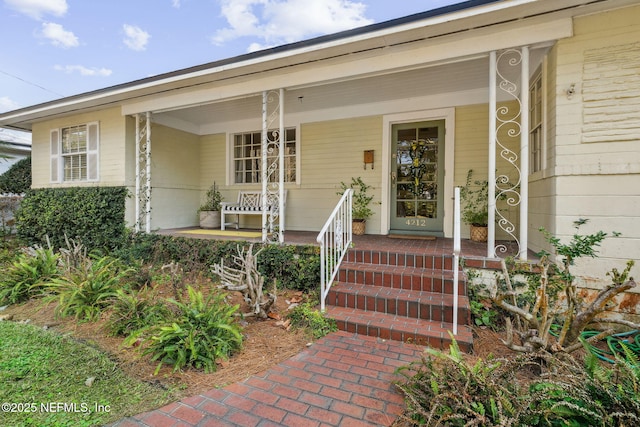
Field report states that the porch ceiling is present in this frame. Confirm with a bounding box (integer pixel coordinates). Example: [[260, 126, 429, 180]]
[[155, 57, 491, 133], [153, 45, 548, 134]]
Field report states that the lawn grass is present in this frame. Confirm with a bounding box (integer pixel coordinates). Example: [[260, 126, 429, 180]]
[[0, 321, 174, 427]]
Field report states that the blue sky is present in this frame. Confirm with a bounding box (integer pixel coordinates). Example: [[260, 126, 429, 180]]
[[1, 0, 463, 115]]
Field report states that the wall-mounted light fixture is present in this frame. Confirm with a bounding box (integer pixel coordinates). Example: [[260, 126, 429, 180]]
[[364, 150, 374, 169], [566, 83, 576, 100]]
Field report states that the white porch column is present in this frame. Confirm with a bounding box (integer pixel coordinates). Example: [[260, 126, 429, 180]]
[[488, 51, 497, 258], [261, 92, 268, 242], [261, 89, 285, 243], [135, 112, 152, 233], [278, 88, 285, 243], [519, 46, 529, 260], [488, 47, 530, 259]]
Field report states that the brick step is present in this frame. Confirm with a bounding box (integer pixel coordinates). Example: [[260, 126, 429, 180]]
[[337, 261, 467, 295], [327, 282, 470, 325], [326, 306, 473, 352], [346, 249, 455, 270]]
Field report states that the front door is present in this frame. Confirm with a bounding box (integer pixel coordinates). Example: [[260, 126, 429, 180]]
[[390, 121, 445, 235]]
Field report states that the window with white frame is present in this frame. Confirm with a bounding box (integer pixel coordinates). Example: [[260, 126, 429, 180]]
[[232, 128, 296, 184], [529, 67, 544, 174], [50, 122, 99, 182]]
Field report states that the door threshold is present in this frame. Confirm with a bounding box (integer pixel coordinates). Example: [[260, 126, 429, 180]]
[[387, 234, 437, 240]]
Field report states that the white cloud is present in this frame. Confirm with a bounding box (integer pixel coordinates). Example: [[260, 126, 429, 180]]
[[123, 24, 151, 51], [212, 0, 373, 50], [41, 22, 79, 48], [0, 96, 21, 113], [4, 0, 68, 20], [172, 0, 181, 8], [54, 65, 113, 77]]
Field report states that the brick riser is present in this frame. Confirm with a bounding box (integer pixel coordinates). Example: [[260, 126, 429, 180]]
[[326, 249, 473, 352], [346, 249, 455, 270], [337, 263, 467, 296], [327, 283, 470, 324]]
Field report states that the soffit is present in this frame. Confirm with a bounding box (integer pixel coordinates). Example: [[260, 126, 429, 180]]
[[155, 44, 549, 132]]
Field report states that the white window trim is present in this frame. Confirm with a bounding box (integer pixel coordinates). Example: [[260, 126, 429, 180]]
[[529, 61, 547, 180], [50, 122, 100, 183], [227, 125, 300, 187]]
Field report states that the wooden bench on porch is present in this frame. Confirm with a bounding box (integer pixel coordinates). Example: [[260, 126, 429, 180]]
[[221, 190, 287, 231]]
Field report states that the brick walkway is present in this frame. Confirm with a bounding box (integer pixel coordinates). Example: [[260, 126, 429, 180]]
[[112, 331, 425, 427]]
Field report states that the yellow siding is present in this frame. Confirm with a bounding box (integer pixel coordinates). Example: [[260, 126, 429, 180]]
[[196, 118, 384, 232], [453, 104, 489, 187], [550, 5, 640, 284], [149, 124, 201, 229], [294, 116, 383, 232], [199, 133, 227, 194], [528, 49, 558, 254]]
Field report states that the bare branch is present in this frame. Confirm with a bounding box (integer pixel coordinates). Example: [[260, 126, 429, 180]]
[[589, 318, 640, 330], [563, 329, 614, 353], [212, 244, 276, 319], [494, 298, 535, 324]]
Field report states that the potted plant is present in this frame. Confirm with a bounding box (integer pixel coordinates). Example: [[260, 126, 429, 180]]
[[338, 177, 374, 235], [198, 182, 224, 229], [460, 169, 489, 242]]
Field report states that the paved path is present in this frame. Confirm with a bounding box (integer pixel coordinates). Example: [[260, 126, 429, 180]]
[[112, 331, 425, 427]]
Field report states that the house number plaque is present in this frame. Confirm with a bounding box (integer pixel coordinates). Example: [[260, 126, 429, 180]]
[[405, 219, 428, 227]]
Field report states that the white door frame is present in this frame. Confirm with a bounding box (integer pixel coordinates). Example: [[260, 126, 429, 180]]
[[382, 108, 456, 237]]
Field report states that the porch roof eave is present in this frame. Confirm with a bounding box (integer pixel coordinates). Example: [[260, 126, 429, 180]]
[[122, 16, 569, 118]]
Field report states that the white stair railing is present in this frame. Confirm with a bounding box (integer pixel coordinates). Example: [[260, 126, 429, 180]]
[[453, 187, 461, 336], [317, 189, 353, 312]]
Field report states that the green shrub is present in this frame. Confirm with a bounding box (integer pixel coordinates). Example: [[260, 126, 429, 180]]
[[16, 186, 127, 251], [524, 348, 640, 427], [396, 338, 640, 426], [46, 255, 130, 321], [258, 245, 321, 292], [133, 286, 243, 374], [115, 233, 321, 291], [0, 246, 59, 305], [396, 338, 524, 426], [467, 282, 501, 330], [0, 157, 31, 194], [106, 289, 170, 336], [114, 233, 239, 271], [287, 302, 337, 339]]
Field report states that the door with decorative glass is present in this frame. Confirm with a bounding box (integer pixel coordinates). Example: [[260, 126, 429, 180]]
[[390, 121, 445, 235]]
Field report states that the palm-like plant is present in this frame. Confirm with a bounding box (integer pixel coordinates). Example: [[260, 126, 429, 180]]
[[46, 256, 130, 321], [0, 247, 59, 304]]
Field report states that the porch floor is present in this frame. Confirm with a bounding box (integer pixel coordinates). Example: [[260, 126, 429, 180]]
[[157, 228, 536, 262]]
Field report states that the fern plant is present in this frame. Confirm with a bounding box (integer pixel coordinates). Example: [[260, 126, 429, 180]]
[[395, 336, 524, 426], [46, 255, 130, 321], [396, 336, 640, 426], [0, 246, 59, 305], [523, 347, 640, 426], [135, 286, 243, 374], [105, 289, 170, 336]]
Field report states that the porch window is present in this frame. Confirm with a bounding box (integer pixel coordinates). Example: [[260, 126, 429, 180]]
[[232, 128, 296, 184], [529, 67, 544, 173], [50, 122, 99, 183]]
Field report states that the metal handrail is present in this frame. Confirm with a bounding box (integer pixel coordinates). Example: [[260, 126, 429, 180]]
[[452, 187, 461, 336], [316, 189, 353, 312]]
